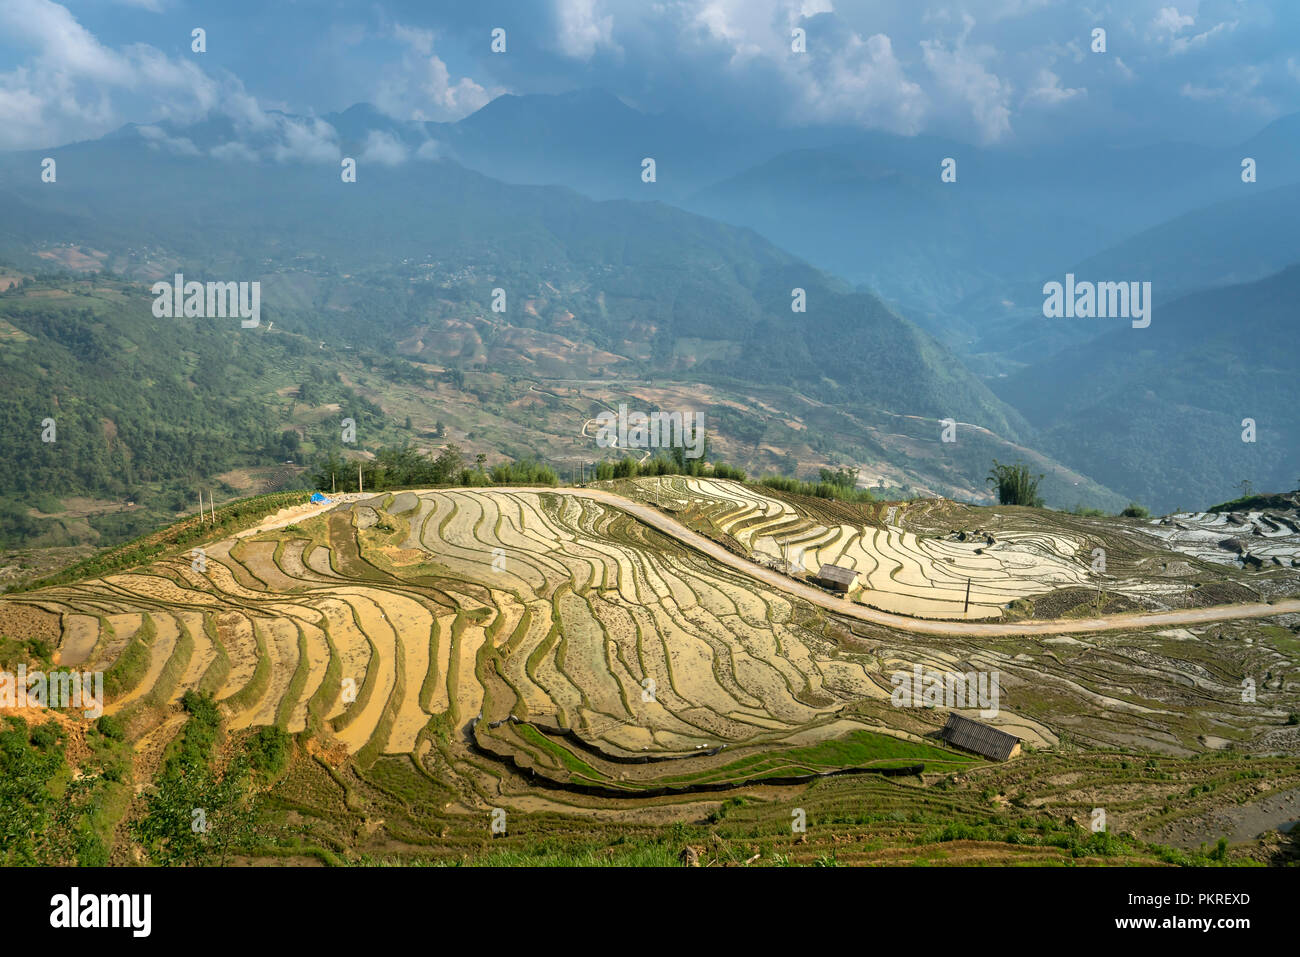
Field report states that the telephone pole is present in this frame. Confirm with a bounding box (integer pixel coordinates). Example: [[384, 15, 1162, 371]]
[[963, 578, 971, 615], [358, 464, 363, 494]]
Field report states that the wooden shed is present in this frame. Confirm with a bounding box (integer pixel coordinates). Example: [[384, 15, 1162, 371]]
[[813, 563, 858, 593], [940, 713, 1021, 761]]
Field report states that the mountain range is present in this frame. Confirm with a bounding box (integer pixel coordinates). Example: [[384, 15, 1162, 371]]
[[1, 89, 1297, 525]]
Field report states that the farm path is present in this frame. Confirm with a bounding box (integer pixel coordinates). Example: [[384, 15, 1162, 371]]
[[286, 486, 1300, 637]]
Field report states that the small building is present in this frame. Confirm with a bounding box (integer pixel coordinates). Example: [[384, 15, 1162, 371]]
[[939, 713, 1021, 761], [813, 563, 858, 594]]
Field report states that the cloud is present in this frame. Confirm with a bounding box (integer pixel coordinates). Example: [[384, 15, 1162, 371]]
[[268, 116, 340, 164], [1168, 19, 1236, 56], [373, 23, 505, 121], [1022, 68, 1085, 107], [136, 124, 200, 155], [209, 140, 260, 163], [920, 16, 1013, 143], [794, 31, 928, 133], [0, 0, 218, 148], [360, 129, 408, 166], [554, 0, 619, 60], [1151, 6, 1194, 34]]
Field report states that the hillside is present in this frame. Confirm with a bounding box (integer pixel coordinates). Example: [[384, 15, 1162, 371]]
[[993, 264, 1300, 512], [2, 477, 1297, 865], [0, 122, 1135, 538]]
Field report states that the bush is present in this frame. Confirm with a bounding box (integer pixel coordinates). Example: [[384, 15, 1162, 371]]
[[30, 720, 62, 751], [247, 726, 291, 776], [758, 474, 875, 504], [1120, 502, 1150, 518], [987, 460, 1043, 507], [96, 714, 125, 741]]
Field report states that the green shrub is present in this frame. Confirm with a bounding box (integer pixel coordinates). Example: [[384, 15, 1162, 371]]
[[247, 726, 291, 776], [30, 720, 63, 751], [987, 460, 1044, 507], [96, 714, 126, 741]]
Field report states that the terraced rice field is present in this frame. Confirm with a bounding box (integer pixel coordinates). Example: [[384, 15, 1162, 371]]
[[10, 488, 992, 794], [6, 479, 1300, 866], [630, 477, 1101, 618], [1140, 509, 1300, 569]]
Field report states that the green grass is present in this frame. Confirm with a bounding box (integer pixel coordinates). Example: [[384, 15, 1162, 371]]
[[103, 613, 154, 698], [275, 623, 312, 730], [513, 724, 606, 781], [197, 612, 230, 696], [146, 616, 194, 709], [663, 730, 975, 786]]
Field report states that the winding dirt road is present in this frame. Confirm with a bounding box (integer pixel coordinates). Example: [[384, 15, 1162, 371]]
[[316, 486, 1300, 637]]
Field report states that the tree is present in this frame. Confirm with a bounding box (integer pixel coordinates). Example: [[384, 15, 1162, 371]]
[[818, 466, 859, 490], [987, 460, 1044, 507]]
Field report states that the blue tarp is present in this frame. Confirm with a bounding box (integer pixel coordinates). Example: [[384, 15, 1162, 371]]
[[310, 492, 331, 503]]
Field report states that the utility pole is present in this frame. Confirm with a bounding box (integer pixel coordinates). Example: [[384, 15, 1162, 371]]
[[358, 464, 363, 494], [963, 578, 971, 615], [331, 472, 335, 494]]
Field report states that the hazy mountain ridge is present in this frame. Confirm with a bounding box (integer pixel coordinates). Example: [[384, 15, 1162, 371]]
[[993, 264, 1300, 511], [0, 116, 1139, 533]]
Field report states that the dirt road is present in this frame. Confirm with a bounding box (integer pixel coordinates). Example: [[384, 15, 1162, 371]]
[[535, 487, 1300, 637], [299, 486, 1300, 637]]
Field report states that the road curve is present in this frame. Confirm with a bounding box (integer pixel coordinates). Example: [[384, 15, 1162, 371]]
[[533, 487, 1300, 637], [327, 485, 1300, 638]]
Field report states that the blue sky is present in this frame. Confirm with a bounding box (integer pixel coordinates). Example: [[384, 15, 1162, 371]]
[[1, 0, 1297, 151]]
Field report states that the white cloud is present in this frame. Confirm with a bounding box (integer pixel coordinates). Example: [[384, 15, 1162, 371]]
[[1179, 81, 1222, 100], [554, 0, 620, 60], [920, 18, 1013, 143], [1152, 6, 1194, 34], [360, 129, 408, 166], [794, 32, 928, 133], [268, 116, 340, 164], [677, 1, 928, 133], [209, 140, 260, 163], [1169, 19, 1236, 55], [0, 0, 218, 148], [1022, 68, 1085, 107], [374, 23, 505, 121], [136, 124, 200, 155]]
